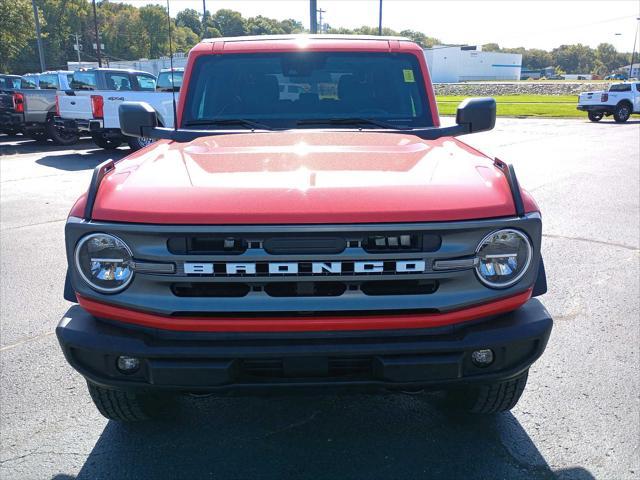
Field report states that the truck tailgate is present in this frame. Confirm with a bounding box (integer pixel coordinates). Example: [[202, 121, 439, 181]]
[[578, 91, 605, 106], [58, 92, 94, 120]]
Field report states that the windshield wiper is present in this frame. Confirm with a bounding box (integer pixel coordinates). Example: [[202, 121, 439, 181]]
[[297, 117, 410, 130], [184, 119, 272, 130]]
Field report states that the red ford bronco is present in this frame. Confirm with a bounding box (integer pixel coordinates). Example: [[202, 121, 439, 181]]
[[57, 35, 552, 422]]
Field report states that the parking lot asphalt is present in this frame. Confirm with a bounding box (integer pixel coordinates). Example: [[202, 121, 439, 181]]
[[1, 118, 638, 480]]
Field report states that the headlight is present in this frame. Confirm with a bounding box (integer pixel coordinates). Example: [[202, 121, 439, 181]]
[[475, 229, 532, 288], [74, 233, 134, 293]]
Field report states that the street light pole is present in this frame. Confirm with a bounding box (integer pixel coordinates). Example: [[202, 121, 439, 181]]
[[31, 0, 46, 71], [378, 0, 383, 36], [92, 0, 102, 67]]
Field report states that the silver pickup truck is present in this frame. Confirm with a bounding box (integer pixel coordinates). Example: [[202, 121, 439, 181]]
[[0, 71, 79, 145]]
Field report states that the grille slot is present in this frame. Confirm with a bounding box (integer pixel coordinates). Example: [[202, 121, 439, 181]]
[[361, 280, 438, 296], [168, 236, 247, 255], [263, 236, 346, 255], [264, 282, 346, 297], [171, 283, 250, 297]]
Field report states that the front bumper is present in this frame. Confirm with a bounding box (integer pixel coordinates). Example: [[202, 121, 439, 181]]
[[56, 299, 553, 394], [0, 111, 23, 131]]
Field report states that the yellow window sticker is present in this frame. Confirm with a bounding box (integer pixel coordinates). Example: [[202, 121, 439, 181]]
[[403, 69, 415, 83]]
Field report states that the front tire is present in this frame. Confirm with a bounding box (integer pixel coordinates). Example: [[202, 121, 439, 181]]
[[91, 133, 122, 150], [87, 382, 174, 422], [587, 111, 603, 122], [127, 135, 155, 151], [613, 103, 632, 123], [445, 370, 529, 414]]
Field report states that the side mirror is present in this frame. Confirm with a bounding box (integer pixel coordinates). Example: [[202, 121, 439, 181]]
[[119, 101, 158, 137], [456, 97, 496, 134]]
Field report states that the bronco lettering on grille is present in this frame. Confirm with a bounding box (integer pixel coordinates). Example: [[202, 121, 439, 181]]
[[183, 260, 427, 276]]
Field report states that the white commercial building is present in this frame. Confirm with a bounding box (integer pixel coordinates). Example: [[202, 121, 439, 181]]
[[424, 45, 522, 83]]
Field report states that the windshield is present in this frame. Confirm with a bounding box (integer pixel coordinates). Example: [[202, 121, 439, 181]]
[[157, 71, 183, 91], [182, 52, 433, 129]]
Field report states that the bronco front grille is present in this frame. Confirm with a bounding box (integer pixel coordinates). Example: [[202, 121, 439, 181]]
[[66, 215, 542, 316]]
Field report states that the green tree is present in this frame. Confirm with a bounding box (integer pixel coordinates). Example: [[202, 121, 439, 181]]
[[0, 0, 36, 72], [246, 15, 285, 35], [176, 8, 201, 37], [522, 49, 552, 70], [212, 9, 246, 37], [399, 30, 440, 48], [551, 44, 594, 74], [280, 18, 305, 34], [595, 43, 620, 74], [139, 5, 169, 58], [481, 43, 501, 52]]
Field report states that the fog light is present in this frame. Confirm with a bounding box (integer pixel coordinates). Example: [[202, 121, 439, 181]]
[[116, 355, 140, 373], [471, 349, 494, 367]]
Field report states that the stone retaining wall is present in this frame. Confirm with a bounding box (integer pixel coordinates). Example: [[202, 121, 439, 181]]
[[434, 82, 611, 96]]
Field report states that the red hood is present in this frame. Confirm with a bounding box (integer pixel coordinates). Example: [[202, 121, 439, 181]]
[[90, 131, 520, 224]]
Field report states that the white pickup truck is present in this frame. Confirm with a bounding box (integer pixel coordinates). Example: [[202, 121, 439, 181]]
[[56, 68, 177, 150], [577, 82, 640, 123]]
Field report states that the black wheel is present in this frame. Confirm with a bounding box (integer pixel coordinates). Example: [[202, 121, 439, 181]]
[[2, 129, 19, 136], [587, 111, 603, 122], [445, 370, 529, 414], [91, 133, 122, 150], [613, 103, 632, 123], [87, 382, 174, 422], [127, 135, 155, 151], [45, 115, 79, 146], [28, 131, 48, 144]]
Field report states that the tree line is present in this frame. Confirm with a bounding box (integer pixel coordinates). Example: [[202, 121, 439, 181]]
[[0, 0, 633, 75]]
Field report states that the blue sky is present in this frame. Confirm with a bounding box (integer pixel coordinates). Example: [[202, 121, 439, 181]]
[[117, 0, 640, 52]]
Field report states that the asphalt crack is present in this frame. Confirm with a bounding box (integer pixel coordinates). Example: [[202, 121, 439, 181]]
[[0, 331, 55, 352], [542, 233, 639, 251]]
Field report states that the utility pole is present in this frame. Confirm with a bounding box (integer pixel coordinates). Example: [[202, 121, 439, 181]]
[[92, 0, 102, 67], [202, 0, 207, 37], [630, 17, 640, 79], [310, 0, 317, 34], [317, 8, 325, 34], [74, 33, 82, 68], [31, 0, 46, 71], [378, 0, 383, 36]]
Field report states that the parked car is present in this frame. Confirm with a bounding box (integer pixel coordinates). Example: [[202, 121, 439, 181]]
[[0, 71, 78, 144], [57, 35, 552, 423], [156, 67, 183, 92], [577, 82, 640, 122], [604, 73, 628, 81], [56, 68, 176, 150]]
